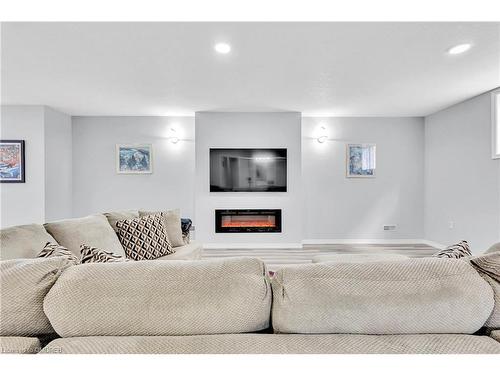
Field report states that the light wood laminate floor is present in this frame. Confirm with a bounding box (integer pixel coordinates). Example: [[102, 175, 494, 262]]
[[202, 243, 438, 270]]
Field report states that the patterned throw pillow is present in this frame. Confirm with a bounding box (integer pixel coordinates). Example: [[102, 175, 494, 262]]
[[80, 244, 130, 264], [139, 209, 184, 247], [115, 214, 174, 260], [433, 240, 472, 259], [38, 242, 79, 264]]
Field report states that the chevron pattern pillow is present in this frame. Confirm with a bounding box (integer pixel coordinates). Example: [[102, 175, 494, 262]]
[[80, 244, 130, 263], [38, 242, 79, 264], [116, 213, 173, 260], [433, 240, 472, 259]]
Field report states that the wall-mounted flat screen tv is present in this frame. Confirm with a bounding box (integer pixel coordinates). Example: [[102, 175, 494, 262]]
[[210, 148, 287, 192]]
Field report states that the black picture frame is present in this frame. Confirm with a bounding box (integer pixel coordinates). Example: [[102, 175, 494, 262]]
[[0, 140, 25, 183]]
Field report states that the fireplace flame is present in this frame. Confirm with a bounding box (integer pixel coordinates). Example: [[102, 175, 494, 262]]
[[222, 220, 276, 228], [221, 215, 276, 228]]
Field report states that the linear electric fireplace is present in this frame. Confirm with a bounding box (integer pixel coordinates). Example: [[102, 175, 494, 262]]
[[215, 209, 282, 233]]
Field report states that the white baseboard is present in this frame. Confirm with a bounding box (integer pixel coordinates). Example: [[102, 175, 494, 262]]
[[302, 239, 427, 245], [203, 239, 445, 249], [203, 242, 303, 249]]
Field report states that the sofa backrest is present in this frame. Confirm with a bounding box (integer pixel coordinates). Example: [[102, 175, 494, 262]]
[[44, 257, 271, 337], [0, 257, 73, 336], [271, 258, 494, 335], [0, 224, 57, 260], [44, 214, 126, 258]]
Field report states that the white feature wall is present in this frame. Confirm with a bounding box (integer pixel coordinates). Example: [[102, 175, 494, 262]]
[[195, 112, 302, 246], [424, 91, 500, 253], [302, 117, 425, 240], [72, 116, 195, 218]]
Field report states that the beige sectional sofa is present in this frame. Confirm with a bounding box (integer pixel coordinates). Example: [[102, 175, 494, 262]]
[[1, 214, 500, 354], [1, 254, 500, 354]]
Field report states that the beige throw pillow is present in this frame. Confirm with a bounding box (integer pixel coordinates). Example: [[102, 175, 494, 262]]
[[0, 224, 58, 260], [44, 214, 126, 258], [139, 209, 184, 247], [103, 210, 139, 232]]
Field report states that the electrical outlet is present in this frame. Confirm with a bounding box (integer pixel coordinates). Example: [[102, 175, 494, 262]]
[[448, 221, 454, 230], [383, 225, 397, 231]]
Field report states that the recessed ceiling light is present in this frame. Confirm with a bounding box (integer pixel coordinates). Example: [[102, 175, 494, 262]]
[[448, 43, 472, 55], [214, 43, 231, 54]]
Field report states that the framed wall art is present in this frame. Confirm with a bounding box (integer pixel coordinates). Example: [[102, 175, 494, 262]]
[[116, 144, 153, 174], [0, 140, 25, 183], [346, 143, 376, 178]]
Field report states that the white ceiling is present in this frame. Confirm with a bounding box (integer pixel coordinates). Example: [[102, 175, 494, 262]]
[[1, 22, 499, 117]]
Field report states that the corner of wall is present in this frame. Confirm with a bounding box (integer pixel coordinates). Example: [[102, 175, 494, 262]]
[[43, 106, 73, 222]]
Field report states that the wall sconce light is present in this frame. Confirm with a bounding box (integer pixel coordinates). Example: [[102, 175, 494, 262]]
[[316, 126, 328, 143], [168, 128, 180, 144]]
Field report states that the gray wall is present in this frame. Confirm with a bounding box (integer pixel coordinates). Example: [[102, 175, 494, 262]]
[[195, 112, 303, 246], [44, 107, 72, 221], [0, 105, 72, 228], [302, 117, 425, 240], [424, 91, 500, 252], [0, 106, 46, 227], [72, 116, 195, 218], [4, 101, 498, 252]]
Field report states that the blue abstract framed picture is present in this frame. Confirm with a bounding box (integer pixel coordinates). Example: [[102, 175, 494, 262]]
[[346, 143, 376, 178], [0, 140, 25, 183], [116, 144, 153, 174]]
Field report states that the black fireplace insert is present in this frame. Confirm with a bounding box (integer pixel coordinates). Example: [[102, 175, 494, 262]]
[[215, 209, 282, 233]]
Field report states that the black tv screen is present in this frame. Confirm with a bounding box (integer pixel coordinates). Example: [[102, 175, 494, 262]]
[[210, 148, 287, 192]]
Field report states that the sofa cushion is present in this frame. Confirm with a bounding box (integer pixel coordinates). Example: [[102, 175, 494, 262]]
[[483, 275, 500, 331], [44, 257, 271, 337], [44, 214, 126, 258], [271, 258, 494, 335], [103, 210, 139, 232], [116, 213, 173, 260], [0, 224, 57, 260], [0, 257, 72, 336], [0, 337, 42, 354], [40, 334, 500, 354], [312, 253, 409, 263], [139, 209, 184, 247], [156, 241, 202, 261], [469, 251, 500, 331]]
